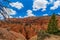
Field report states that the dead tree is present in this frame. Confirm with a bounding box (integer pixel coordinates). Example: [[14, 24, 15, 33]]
[[0, 0, 10, 20]]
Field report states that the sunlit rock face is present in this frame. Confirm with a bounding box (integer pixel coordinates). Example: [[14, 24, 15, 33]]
[[0, 28, 26, 40], [44, 35, 60, 40], [29, 35, 60, 40], [0, 16, 60, 39], [0, 28, 16, 40]]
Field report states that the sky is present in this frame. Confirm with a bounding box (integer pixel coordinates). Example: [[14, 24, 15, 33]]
[[0, 0, 60, 19]]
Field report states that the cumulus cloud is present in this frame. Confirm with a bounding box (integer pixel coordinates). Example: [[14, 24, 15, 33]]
[[50, 0, 60, 10], [15, 16, 23, 18], [50, 0, 54, 3], [32, 0, 49, 11], [58, 13, 60, 15], [50, 0, 53, 2], [9, 16, 13, 18], [10, 2, 24, 9], [26, 10, 35, 16], [24, 10, 35, 18], [19, 16, 23, 18], [43, 14, 48, 16]]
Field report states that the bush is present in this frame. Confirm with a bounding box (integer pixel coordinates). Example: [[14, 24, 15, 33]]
[[37, 30, 50, 40], [53, 30, 60, 36]]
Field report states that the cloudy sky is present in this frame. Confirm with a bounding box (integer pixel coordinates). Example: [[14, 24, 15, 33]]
[[0, 0, 60, 18]]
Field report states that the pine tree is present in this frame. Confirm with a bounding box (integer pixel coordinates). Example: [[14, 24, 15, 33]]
[[47, 13, 58, 34]]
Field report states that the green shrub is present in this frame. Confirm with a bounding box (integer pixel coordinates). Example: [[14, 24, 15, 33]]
[[37, 30, 50, 40]]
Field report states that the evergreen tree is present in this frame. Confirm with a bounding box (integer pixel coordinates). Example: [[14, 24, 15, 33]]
[[47, 13, 58, 34]]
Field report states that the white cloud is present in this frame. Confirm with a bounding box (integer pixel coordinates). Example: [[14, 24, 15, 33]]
[[50, 0, 54, 3], [41, 9, 46, 11], [26, 10, 35, 16], [19, 16, 23, 18], [58, 13, 60, 15], [9, 16, 13, 18], [32, 0, 49, 11], [50, 0, 53, 2], [24, 10, 35, 18], [43, 14, 48, 16], [14, 16, 24, 18], [10, 2, 24, 9], [50, 0, 60, 10]]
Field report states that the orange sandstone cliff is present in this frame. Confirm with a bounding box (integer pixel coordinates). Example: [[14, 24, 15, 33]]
[[0, 16, 60, 39]]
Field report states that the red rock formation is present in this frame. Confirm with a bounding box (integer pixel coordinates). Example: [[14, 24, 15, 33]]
[[0, 16, 60, 39], [0, 28, 26, 40]]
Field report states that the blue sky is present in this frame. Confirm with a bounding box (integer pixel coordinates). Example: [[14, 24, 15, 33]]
[[0, 0, 60, 18]]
